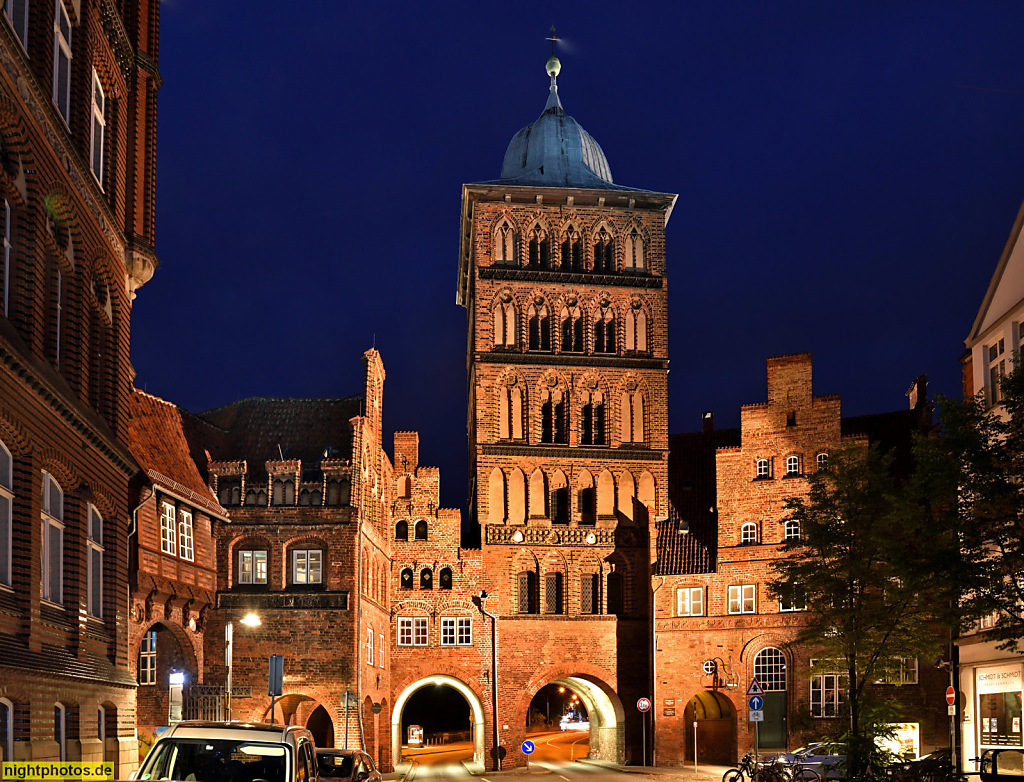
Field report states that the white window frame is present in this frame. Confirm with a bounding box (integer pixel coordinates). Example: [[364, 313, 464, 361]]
[[40, 471, 63, 604], [291, 549, 323, 585], [786, 455, 800, 475], [988, 337, 1007, 406], [810, 661, 846, 718], [398, 616, 428, 647], [756, 458, 770, 478], [139, 629, 156, 685], [379, 633, 385, 668], [728, 584, 756, 614], [238, 550, 267, 585], [177, 507, 193, 562], [52, 0, 71, 125], [740, 522, 758, 544], [0, 439, 11, 587], [4, 0, 28, 49], [676, 587, 703, 617], [816, 452, 828, 472], [2, 199, 10, 319], [784, 520, 801, 541], [366, 627, 374, 665], [779, 583, 807, 612], [440, 616, 473, 646], [90, 69, 104, 185], [875, 657, 919, 685], [159, 500, 176, 556], [86, 503, 103, 617]]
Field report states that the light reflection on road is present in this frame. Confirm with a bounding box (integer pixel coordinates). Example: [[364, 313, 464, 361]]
[[400, 730, 592, 778]]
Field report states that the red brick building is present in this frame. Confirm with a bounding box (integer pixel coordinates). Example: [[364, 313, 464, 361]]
[[653, 354, 948, 766], [0, 0, 159, 774]]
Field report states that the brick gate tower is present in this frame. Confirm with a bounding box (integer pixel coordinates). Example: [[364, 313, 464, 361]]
[[456, 54, 677, 768]]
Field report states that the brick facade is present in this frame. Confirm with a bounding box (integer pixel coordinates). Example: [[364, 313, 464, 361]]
[[0, 0, 159, 775]]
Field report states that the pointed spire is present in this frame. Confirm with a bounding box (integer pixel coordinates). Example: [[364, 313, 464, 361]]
[[545, 26, 563, 113]]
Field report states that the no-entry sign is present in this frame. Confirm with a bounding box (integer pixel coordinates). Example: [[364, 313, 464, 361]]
[[946, 686, 956, 706], [637, 697, 652, 712]]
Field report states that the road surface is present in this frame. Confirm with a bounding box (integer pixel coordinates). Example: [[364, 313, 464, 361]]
[[401, 731, 594, 779]]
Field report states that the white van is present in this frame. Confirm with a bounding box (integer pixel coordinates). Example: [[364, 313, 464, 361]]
[[133, 721, 319, 782]]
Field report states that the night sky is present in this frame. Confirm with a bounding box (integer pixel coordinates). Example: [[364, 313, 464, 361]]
[[133, 2, 1024, 514]]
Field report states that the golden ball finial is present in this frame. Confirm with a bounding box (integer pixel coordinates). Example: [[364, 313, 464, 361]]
[[546, 56, 561, 79]]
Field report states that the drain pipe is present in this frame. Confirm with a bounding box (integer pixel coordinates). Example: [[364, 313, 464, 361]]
[[652, 575, 665, 767], [474, 592, 499, 771]]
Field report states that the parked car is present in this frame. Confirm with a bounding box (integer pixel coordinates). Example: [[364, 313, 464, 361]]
[[317, 749, 381, 782], [981, 748, 1024, 782], [132, 720, 319, 782], [789, 742, 847, 780], [890, 748, 954, 782]]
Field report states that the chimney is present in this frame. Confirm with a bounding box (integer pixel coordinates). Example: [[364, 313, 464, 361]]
[[702, 411, 714, 433]]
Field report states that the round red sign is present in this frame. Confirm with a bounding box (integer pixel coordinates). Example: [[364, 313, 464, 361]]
[[637, 697, 651, 712], [945, 686, 956, 706]]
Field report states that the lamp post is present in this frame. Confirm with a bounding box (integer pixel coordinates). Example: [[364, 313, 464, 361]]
[[226, 612, 261, 721]]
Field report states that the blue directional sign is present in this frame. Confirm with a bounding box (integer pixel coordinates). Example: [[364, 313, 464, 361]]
[[748, 695, 764, 711], [521, 740, 536, 755]]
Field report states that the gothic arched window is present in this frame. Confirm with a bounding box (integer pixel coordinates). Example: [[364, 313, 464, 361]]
[[561, 225, 583, 270], [528, 224, 550, 268], [581, 391, 605, 446], [419, 568, 433, 590], [560, 305, 583, 353], [620, 391, 645, 444], [625, 307, 648, 352], [593, 226, 614, 272], [528, 303, 550, 351], [493, 300, 516, 347], [439, 567, 453, 590], [594, 308, 616, 354], [400, 568, 413, 589], [493, 218, 516, 265], [541, 389, 568, 444], [624, 226, 645, 272], [395, 520, 408, 540]]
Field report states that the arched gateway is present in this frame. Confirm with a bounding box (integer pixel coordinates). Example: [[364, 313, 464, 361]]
[[393, 675, 486, 768], [519, 674, 625, 764]]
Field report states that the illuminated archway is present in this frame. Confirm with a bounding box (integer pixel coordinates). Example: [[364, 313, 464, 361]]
[[392, 675, 485, 768]]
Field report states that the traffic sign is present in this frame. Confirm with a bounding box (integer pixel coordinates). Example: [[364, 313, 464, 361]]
[[748, 695, 763, 711], [637, 697, 652, 712], [747, 678, 764, 696], [946, 686, 956, 706], [749, 710, 764, 722], [521, 740, 535, 755]]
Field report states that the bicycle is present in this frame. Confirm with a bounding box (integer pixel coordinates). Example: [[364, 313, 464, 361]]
[[724, 753, 760, 782]]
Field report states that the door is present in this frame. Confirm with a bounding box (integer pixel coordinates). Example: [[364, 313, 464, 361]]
[[759, 691, 787, 748]]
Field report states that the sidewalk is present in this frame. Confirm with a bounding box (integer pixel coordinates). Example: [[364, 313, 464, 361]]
[[578, 757, 732, 780]]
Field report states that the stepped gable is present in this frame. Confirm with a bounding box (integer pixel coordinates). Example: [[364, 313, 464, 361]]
[[193, 396, 363, 479], [127, 388, 224, 516], [658, 427, 740, 575]]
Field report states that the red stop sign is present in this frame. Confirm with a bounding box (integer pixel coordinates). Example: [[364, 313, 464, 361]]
[[946, 686, 956, 706]]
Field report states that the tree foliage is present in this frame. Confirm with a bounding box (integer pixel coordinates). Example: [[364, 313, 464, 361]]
[[769, 442, 955, 776], [920, 358, 1024, 650]]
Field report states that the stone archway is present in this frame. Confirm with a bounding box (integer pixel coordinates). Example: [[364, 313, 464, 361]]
[[517, 674, 625, 764], [392, 675, 485, 769], [684, 690, 737, 765], [307, 704, 334, 748]]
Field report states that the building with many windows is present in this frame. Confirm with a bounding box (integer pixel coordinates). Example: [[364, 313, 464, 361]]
[[0, 0, 159, 774]]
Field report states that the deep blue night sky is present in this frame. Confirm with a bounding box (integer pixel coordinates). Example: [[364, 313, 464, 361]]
[[133, 2, 1024, 513]]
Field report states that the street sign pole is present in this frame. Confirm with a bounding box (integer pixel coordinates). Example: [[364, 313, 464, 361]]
[[694, 721, 698, 771], [643, 711, 646, 768]]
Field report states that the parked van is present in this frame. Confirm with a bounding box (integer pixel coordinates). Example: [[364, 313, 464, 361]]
[[133, 720, 318, 782]]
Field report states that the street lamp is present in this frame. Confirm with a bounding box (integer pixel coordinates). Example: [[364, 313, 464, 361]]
[[226, 612, 261, 721]]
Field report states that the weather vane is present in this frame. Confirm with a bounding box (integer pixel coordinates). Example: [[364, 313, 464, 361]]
[[547, 25, 559, 56]]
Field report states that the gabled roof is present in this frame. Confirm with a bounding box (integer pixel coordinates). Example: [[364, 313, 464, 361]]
[[127, 389, 225, 518], [190, 396, 363, 481], [967, 195, 1024, 345], [657, 427, 740, 575]]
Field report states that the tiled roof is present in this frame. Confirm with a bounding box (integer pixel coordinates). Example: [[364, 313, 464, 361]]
[[128, 390, 224, 517], [190, 396, 363, 480], [657, 428, 740, 575]]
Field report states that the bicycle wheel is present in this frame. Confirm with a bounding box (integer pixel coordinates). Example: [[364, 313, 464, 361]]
[[724, 769, 745, 782], [792, 769, 822, 782], [753, 768, 785, 782]]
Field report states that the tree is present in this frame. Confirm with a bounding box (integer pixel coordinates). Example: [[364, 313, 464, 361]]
[[769, 443, 954, 777], [920, 357, 1024, 650]]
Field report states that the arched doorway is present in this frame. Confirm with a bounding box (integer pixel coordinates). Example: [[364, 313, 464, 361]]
[[134, 621, 199, 734], [683, 691, 736, 765], [308, 705, 334, 748], [519, 674, 624, 764], [753, 647, 788, 748], [392, 676, 485, 768]]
